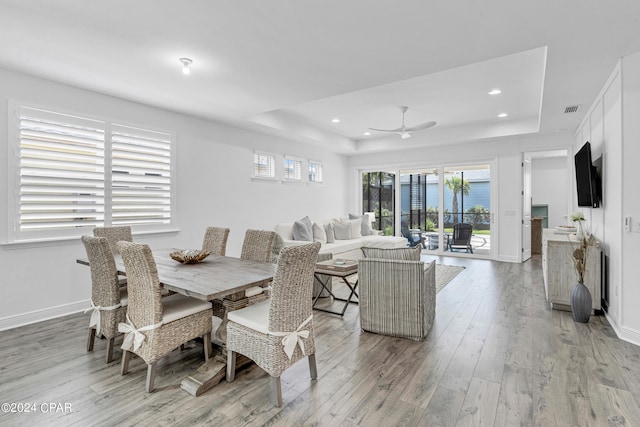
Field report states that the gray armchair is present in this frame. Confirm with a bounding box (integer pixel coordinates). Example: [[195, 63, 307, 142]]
[[358, 257, 435, 341]]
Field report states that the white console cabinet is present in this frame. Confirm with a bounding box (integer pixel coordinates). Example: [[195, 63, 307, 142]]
[[542, 228, 601, 311]]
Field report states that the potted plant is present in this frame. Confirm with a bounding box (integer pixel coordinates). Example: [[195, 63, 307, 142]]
[[569, 212, 597, 323]]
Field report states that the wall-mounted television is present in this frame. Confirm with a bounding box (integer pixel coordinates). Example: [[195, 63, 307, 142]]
[[574, 141, 601, 208]]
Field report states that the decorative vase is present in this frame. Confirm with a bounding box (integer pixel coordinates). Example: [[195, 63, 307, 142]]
[[570, 281, 592, 323]]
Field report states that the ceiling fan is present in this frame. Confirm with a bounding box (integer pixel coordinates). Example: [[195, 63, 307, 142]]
[[369, 106, 436, 139]]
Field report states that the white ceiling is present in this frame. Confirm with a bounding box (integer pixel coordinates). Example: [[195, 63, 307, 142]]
[[1, 1, 639, 154]]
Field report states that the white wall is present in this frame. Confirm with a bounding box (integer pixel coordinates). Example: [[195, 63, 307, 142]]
[[347, 132, 574, 263], [0, 68, 348, 329], [531, 156, 569, 228], [577, 51, 640, 347]]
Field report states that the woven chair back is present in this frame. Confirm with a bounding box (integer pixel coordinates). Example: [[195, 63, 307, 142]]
[[81, 235, 121, 307], [268, 242, 321, 333], [93, 226, 133, 255], [116, 241, 163, 327], [202, 226, 230, 256], [241, 229, 276, 263]]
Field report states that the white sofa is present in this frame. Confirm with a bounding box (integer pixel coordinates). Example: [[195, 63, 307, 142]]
[[274, 217, 407, 260]]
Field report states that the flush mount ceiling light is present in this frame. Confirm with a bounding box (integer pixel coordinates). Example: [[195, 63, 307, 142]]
[[363, 131, 371, 136], [498, 113, 508, 118], [331, 118, 340, 123], [179, 58, 193, 75], [488, 88, 502, 95]]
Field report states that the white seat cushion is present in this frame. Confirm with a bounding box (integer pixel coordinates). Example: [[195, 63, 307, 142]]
[[161, 293, 212, 324], [227, 299, 270, 334]]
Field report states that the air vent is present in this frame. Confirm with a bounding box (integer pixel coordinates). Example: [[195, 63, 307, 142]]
[[564, 104, 581, 114]]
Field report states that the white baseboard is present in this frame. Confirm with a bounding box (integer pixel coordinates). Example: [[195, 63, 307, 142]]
[[605, 311, 640, 347], [0, 300, 89, 331]]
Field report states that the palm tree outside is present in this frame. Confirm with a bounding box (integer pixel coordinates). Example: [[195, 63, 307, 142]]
[[445, 176, 471, 224]]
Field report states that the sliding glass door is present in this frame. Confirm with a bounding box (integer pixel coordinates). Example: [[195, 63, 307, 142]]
[[395, 164, 492, 256], [443, 164, 492, 256], [362, 171, 396, 235]]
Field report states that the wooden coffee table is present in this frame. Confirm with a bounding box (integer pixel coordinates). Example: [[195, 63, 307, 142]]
[[313, 258, 358, 316]]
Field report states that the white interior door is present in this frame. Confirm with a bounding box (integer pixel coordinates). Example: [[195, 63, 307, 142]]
[[522, 155, 532, 261]]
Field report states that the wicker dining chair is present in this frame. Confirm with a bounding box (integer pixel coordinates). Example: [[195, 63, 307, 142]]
[[81, 235, 128, 363], [241, 229, 276, 263], [116, 241, 213, 393], [93, 226, 133, 255], [202, 226, 230, 256], [226, 242, 321, 407]]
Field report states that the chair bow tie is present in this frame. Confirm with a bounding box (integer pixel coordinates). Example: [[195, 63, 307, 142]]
[[84, 300, 121, 336], [118, 315, 162, 352], [270, 315, 313, 360]]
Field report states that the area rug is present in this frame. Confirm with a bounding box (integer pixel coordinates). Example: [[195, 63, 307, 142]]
[[435, 264, 465, 293]]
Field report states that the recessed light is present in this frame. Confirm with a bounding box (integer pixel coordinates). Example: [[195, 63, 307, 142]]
[[331, 118, 340, 123], [488, 88, 502, 95], [363, 131, 371, 136], [498, 113, 508, 118]]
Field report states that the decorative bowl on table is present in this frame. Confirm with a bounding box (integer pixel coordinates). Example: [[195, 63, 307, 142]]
[[170, 249, 211, 264]]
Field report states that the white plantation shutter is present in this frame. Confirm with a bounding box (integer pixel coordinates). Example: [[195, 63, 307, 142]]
[[8, 104, 175, 243], [308, 161, 323, 183], [284, 157, 302, 181], [254, 152, 275, 179], [111, 125, 172, 225], [18, 107, 105, 231]]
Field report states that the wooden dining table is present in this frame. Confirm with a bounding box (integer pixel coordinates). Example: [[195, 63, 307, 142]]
[[77, 248, 276, 396]]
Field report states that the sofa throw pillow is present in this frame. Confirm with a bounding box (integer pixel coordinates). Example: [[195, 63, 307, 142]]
[[312, 222, 327, 243], [324, 223, 335, 243], [349, 213, 373, 236], [332, 221, 351, 240], [361, 245, 422, 261], [343, 218, 362, 238], [292, 217, 313, 241]]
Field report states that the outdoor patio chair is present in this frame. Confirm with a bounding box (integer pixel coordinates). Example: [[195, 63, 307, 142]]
[[448, 223, 474, 253], [401, 221, 426, 249]]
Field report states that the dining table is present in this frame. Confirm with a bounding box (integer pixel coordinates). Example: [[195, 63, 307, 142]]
[[77, 247, 276, 396]]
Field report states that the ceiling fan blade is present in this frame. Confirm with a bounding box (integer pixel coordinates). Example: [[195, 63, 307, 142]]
[[368, 127, 404, 133], [405, 121, 436, 132]]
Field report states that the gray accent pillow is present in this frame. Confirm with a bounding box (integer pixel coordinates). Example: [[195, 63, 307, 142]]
[[349, 213, 373, 236], [344, 218, 362, 238], [361, 245, 421, 260], [292, 218, 313, 241], [324, 223, 335, 243], [312, 222, 327, 243], [332, 221, 351, 240]]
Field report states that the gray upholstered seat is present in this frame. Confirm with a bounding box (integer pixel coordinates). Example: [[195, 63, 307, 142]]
[[358, 254, 435, 341], [226, 242, 321, 407]]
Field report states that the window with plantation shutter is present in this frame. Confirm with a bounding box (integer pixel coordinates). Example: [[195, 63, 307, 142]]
[[111, 125, 172, 226], [17, 107, 106, 233], [308, 161, 323, 183], [253, 152, 276, 179], [7, 104, 175, 243], [283, 156, 302, 181]]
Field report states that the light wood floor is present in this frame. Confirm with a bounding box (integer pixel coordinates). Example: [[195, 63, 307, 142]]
[[2, 255, 640, 426]]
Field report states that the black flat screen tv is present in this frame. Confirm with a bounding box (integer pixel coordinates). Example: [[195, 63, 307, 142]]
[[574, 141, 600, 208]]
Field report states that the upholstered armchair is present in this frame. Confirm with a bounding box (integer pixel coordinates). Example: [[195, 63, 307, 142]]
[[358, 257, 436, 341]]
